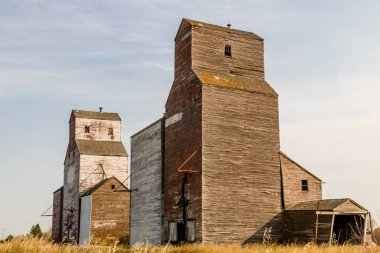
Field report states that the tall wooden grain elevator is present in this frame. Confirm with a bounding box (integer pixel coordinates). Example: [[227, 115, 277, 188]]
[[130, 18, 370, 246]]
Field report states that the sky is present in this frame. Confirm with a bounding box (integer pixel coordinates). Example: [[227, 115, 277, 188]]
[[0, 0, 379, 238]]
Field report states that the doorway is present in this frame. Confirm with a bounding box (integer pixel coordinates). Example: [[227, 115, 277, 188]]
[[332, 215, 365, 244]]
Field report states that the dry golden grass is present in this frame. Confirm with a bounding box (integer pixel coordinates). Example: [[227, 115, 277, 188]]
[[0, 237, 379, 253]]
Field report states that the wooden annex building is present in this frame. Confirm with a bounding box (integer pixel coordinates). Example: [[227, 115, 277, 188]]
[[129, 18, 372, 245]]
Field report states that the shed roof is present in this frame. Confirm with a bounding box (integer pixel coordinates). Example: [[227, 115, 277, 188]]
[[287, 199, 367, 213], [72, 110, 121, 121], [81, 176, 129, 197], [178, 18, 263, 40], [76, 140, 128, 157], [195, 70, 277, 96]]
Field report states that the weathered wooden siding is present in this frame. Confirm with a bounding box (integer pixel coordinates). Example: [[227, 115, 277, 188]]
[[59, 111, 128, 243], [164, 20, 203, 243], [52, 187, 63, 243], [202, 84, 283, 243], [62, 149, 80, 241], [164, 73, 203, 242], [284, 211, 333, 244], [280, 153, 322, 209], [79, 155, 128, 192], [79, 195, 91, 245], [191, 24, 264, 80], [90, 178, 130, 239], [130, 119, 164, 245], [74, 118, 122, 142]]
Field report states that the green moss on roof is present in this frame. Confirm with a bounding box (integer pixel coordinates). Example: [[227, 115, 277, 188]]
[[73, 110, 121, 121], [76, 140, 128, 157], [195, 70, 277, 96]]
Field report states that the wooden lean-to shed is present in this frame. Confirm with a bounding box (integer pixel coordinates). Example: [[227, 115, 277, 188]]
[[284, 199, 368, 244], [78, 177, 130, 245]]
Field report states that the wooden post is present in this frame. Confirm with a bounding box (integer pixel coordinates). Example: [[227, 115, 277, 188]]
[[329, 214, 335, 245], [369, 212, 375, 243], [362, 213, 368, 245], [315, 202, 320, 244]]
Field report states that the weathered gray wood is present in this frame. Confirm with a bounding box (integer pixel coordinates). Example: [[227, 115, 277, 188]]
[[329, 214, 335, 245], [284, 211, 333, 244], [52, 187, 63, 243], [130, 119, 164, 245], [59, 110, 128, 242]]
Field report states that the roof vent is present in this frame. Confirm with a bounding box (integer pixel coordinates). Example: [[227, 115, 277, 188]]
[[227, 23, 231, 29], [99, 107, 103, 112]]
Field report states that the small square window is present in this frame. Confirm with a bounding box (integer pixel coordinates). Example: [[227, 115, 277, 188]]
[[111, 184, 116, 190], [108, 128, 114, 136], [302, 180, 309, 191], [225, 44, 232, 56], [84, 126, 90, 133]]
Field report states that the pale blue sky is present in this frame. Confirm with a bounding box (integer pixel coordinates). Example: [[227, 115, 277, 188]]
[[0, 0, 379, 238]]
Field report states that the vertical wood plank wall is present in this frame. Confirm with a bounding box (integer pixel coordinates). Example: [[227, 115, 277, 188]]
[[202, 85, 283, 243], [280, 153, 322, 209], [130, 119, 164, 245], [90, 179, 130, 239], [52, 188, 63, 243], [164, 21, 203, 242], [284, 211, 332, 244]]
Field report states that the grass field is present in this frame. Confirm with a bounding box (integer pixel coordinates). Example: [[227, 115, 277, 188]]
[[0, 237, 380, 253]]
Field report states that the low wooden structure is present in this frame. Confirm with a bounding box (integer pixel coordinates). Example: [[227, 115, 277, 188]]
[[284, 199, 368, 244], [79, 177, 130, 245]]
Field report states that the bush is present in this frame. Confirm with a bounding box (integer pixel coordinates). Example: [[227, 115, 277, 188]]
[[29, 224, 42, 238], [5, 235, 13, 242]]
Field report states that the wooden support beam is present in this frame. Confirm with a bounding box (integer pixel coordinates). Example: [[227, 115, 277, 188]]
[[315, 202, 320, 244], [363, 213, 368, 245], [329, 214, 335, 245], [369, 212, 375, 243]]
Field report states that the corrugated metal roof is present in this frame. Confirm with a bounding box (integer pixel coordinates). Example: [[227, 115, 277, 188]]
[[81, 177, 129, 197], [287, 199, 367, 212], [195, 70, 277, 96], [76, 140, 128, 157], [183, 18, 263, 40], [72, 110, 121, 121]]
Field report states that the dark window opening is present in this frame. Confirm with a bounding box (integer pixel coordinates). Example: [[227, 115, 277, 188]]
[[302, 179, 309, 191], [111, 184, 116, 190], [225, 44, 232, 56], [177, 222, 186, 242], [108, 128, 114, 136], [84, 126, 90, 133]]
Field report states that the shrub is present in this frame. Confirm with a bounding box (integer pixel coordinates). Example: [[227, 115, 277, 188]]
[[29, 224, 42, 238]]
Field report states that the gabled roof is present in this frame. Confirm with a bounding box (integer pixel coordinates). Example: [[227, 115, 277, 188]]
[[76, 140, 128, 157], [287, 199, 367, 213], [194, 70, 277, 96], [81, 176, 129, 197], [72, 110, 121, 121], [175, 18, 263, 41], [280, 151, 322, 182]]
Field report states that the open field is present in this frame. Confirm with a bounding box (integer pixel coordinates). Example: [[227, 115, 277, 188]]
[[0, 237, 380, 253]]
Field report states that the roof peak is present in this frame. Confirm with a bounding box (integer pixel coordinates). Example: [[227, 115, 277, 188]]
[[181, 18, 263, 40], [71, 109, 121, 121]]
